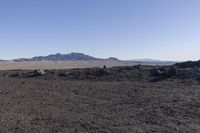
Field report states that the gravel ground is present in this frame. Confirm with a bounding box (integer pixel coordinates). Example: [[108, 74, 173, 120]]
[[0, 75, 199, 133]]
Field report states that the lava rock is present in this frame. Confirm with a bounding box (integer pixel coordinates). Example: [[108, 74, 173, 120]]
[[28, 69, 45, 77]]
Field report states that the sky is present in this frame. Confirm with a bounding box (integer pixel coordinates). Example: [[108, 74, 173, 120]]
[[0, 0, 200, 61]]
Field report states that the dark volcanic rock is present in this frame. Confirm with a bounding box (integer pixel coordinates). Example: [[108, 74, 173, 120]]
[[151, 66, 167, 76], [58, 71, 71, 77], [151, 66, 177, 77], [166, 66, 178, 76], [7, 61, 200, 84], [175, 60, 200, 68], [28, 69, 45, 77], [0, 77, 199, 132], [10, 72, 24, 77]]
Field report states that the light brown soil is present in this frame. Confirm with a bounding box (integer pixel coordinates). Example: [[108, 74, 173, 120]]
[[0, 61, 138, 70]]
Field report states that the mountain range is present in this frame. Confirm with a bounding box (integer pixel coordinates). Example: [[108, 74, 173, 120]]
[[0, 52, 176, 66], [13, 52, 120, 62]]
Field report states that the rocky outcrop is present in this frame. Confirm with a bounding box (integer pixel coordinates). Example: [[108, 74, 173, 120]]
[[151, 66, 177, 77], [30, 69, 45, 76], [175, 60, 200, 68]]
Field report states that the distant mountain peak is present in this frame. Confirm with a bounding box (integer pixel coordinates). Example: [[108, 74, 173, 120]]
[[13, 52, 100, 62], [108, 57, 119, 61]]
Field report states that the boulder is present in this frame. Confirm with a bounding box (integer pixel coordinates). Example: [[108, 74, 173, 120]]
[[58, 71, 71, 77], [151, 66, 165, 76], [103, 65, 107, 69], [29, 69, 45, 77], [135, 64, 142, 70], [151, 66, 178, 77], [175, 60, 200, 68], [165, 66, 178, 77]]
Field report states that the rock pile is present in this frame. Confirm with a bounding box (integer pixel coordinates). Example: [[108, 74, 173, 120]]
[[7, 61, 200, 83], [152, 66, 178, 77], [9, 69, 46, 78], [175, 60, 200, 68], [28, 69, 46, 77]]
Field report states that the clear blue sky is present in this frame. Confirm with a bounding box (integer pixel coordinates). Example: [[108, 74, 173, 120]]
[[0, 0, 200, 61]]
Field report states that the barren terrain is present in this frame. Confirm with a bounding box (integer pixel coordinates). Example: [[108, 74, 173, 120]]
[[0, 63, 199, 132], [0, 60, 174, 70], [0, 61, 136, 70]]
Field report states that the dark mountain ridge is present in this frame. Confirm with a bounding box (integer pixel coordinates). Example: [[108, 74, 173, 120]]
[[13, 52, 119, 62], [10, 52, 178, 66]]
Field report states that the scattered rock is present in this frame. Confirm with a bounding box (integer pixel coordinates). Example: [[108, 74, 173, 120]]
[[21, 81, 26, 84], [135, 64, 142, 71], [6, 62, 200, 83], [175, 60, 200, 68], [58, 71, 71, 77], [151, 66, 166, 76], [93, 68, 107, 77], [10, 71, 26, 77], [28, 69, 45, 77], [166, 66, 178, 77], [151, 65, 178, 77]]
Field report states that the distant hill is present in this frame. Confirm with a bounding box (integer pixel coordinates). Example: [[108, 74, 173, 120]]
[[134, 58, 174, 62], [107, 57, 119, 61], [133, 58, 177, 65], [134, 58, 164, 62], [13, 52, 119, 62], [11, 52, 177, 66], [0, 60, 8, 61]]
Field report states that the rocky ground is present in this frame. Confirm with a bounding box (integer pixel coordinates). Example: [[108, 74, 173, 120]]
[[0, 61, 200, 132]]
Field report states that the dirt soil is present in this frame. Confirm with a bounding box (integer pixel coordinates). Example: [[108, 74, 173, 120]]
[[0, 66, 200, 132], [0, 60, 174, 70]]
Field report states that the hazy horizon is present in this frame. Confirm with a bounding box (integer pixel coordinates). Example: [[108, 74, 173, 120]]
[[1, 0, 200, 61], [0, 52, 190, 62]]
